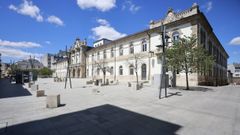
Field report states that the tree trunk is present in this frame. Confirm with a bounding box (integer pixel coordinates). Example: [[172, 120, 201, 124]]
[[103, 72, 106, 85], [135, 71, 139, 86], [184, 60, 189, 90]]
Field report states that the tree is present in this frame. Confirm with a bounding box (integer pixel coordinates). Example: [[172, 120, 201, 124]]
[[94, 59, 110, 85], [126, 53, 145, 89], [38, 67, 53, 77], [165, 36, 214, 90]]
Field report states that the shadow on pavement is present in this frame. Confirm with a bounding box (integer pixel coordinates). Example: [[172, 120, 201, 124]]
[[1, 104, 182, 135], [174, 86, 214, 92], [166, 92, 182, 98], [0, 78, 32, 99]]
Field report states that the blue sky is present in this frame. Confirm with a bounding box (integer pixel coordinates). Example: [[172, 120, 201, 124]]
[[0, 0, 239, 64]]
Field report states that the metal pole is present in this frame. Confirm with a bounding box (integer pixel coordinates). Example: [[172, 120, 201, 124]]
[[159, 23, 168, 99], [64, 46, 72, 89], [68, 47, 72, 88], [163, 26, 168, 98], [64, 46, 68, 89]]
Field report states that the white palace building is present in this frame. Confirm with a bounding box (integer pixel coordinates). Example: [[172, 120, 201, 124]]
[[52, 4, 229, 87]]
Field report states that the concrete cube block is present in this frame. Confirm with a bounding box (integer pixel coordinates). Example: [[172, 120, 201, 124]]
[[128, 82, 131, 87], [31, 84, 38, 91], [28, 82, 34, 88], [36, 90, 45, 97], [86, 80, 93, 85], [132, 83, 140, 90], [46, 95, 60, 108]]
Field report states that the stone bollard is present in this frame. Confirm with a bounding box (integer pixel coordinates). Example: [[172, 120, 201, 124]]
[[46, 94, 60, 108], [140, 83, 143, 88], [98, 81, 102, 86], [36, 90, 45, 97], [31, 84, 38, 91], [128, 82, 131, 87], [28, 82, 34, 88], [132, 83, 140, 90]]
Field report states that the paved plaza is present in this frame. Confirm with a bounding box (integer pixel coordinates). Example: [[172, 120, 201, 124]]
[[0, 78, 240, 135]]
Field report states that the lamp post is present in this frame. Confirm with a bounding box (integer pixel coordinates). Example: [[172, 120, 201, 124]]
[[156, 24, 170, 99], [64, 46, 72, 89]]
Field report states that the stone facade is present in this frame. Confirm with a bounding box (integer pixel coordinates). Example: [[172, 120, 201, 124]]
[[69, 38, 92, 78], [53, 4, 229, 87], [40, 53, 54, 69], [228, 63, 240, 85], [52, 58, 68, 79], [15, 58, 44, 70]]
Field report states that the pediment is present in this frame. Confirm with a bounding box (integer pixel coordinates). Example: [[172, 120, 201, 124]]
[[164, 11, 177, 23]]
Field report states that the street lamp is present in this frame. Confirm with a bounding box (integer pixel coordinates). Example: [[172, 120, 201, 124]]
[[156, 24, 170, 99]]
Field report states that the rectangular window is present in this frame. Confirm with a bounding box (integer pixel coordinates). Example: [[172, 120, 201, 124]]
[[235, 67, 240, 69], [142, 39, 147, 52], [111, 47, 114, 57], [119, 45, 123, 56], [200, 28, 206, 48], [129, 65, 134, 75], [129, 43, 134, 54], [97, 51, 100, 60], [103, 50, 107, 59], [208, 41, 212, 55]]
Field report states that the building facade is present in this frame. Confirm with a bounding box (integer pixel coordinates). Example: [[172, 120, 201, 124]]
[[0, 53, 2, 78], [15, 58, 44, 70], [228, 63, 240, 84], [69, 38, 92, 78], [52, 58, 68, 79], [1, 63, 10, 77], [54, 4, 229, 87], [40, 53, 54, 68]]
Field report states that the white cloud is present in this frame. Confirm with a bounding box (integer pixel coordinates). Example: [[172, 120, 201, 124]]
[[45, 41, 51, 44], [206, 1, 212, 12], [47, 15, 64, 26], [76, 0, 116, 12], [202, 1, 212, 12], [97, 19, 110, 26], [9, 0, 43, 22], [91, 19, 127, 40], [229, 36, 240, 45], [0, 39, 41, 48], [233, 51, 239, 55], [0, 47, 42, 60], [122, 0, 141, 13]]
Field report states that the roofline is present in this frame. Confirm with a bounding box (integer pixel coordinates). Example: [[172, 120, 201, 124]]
[[93, 38, 112, 43], [199, 12, 229, 58], [87, 28, 156, 53]]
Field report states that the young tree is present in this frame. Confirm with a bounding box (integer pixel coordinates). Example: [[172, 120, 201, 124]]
[[165, 36, 214, 90], [38, 67, 53, 77], [94, 59, 110, 85], [126, 53, 145, 88]]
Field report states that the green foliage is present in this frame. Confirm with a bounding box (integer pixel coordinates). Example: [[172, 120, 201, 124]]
[[38, 67, 53, 76], [165, 35, 214, 89]]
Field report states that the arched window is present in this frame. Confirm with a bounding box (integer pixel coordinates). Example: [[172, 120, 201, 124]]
[[141, 64, 147, 80], [172, 31, 179, 43], [129, 42, 134, 54], [129, 65, 134, 75], [119, 66, 123, 75], [110, 67, 114, 75], [142, 39, 147, 52]]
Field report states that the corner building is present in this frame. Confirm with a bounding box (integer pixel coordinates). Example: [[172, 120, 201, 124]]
[[66, 4, 228, 86]]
